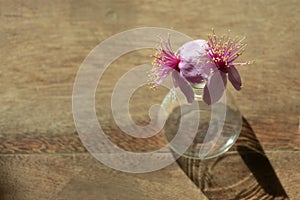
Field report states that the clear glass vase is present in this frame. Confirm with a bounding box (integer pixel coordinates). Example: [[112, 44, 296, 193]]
[[160, 84, 242, 160]]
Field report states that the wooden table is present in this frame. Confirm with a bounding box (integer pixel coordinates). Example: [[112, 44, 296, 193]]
[[0, 0, 299, 199]]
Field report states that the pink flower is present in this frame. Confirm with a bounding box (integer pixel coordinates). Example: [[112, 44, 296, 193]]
[[202, 30, 251, 104], [150, 37, 210, 103], [150, 31, 251, 105]]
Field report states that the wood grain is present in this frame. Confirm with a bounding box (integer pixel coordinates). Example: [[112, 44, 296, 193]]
[[0, 0, 299, 199], [0, 154, 206, 200], [0, 0, 299, 150], [176, 118, 291, 199]]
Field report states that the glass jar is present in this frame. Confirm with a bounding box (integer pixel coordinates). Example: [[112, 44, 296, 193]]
[[160, 83, 242, 160]]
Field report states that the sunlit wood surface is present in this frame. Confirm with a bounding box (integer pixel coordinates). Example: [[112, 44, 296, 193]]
[[0, 0, 299, 199]]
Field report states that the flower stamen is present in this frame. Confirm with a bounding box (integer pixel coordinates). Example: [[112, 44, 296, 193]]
[[205, 30, 250, 72]]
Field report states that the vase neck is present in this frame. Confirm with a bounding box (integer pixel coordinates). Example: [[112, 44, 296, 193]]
[[190, 82, 205, 101]]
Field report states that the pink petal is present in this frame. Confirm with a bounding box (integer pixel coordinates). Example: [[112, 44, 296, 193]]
[[172, 71, 194, 103], [178, 40, 213, 81], [153, 66, 174, 86], [203, 71, 227, 105], [178, 61, 205, 84], [178, 40, 208, 61], [228, 65, 242, 90]]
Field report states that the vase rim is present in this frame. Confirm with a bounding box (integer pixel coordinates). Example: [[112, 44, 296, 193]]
[[190, 82, 206, 89]]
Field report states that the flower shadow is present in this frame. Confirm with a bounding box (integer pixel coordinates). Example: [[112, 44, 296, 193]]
[[175, 117, 289, 200]]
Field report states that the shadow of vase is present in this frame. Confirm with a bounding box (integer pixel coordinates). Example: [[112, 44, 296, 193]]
[[164, 105, 289, 200]]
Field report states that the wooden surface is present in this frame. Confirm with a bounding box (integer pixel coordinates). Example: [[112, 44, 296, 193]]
[[176, 118, 292, 199], [0, 0, 299, 199]]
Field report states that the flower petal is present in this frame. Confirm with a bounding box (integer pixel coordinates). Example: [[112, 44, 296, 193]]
[[178, 61, 205, 84], [178, 40, 208, 60], [150, 63, 174, 87], [154, 66, 174, 85], [177, 40, 214, 82], [172, 71, 194, 103], [228, 65, 242, 90], [203, 71, 227, 105]]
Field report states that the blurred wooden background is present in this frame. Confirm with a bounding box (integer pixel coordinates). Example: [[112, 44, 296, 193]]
[[0, 0, 299, 199]]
